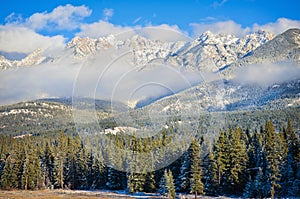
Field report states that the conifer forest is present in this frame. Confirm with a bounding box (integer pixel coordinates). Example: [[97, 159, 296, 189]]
[[0, 119, 299, 198]]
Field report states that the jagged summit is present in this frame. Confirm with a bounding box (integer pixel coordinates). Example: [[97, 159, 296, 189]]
[[0, 49, 52, 70], [164, 30, 274, 72], [2, 29, 299, 75], [220, 28, 300, 76]]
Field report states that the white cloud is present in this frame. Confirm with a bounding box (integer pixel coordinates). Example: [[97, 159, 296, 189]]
[[8, 4, 92, 31], [190, 18, 300, 38], [77, 20, 133, 38], [77, 21, 188, 42], [0, 59, 79, 105], [103, 8, 114, 21], [252, 18, 300, 35], [0, 4, 92, 53], [136, 24, 189, 42], [0, 25, 65, 53], [233, 61, 300, 86], [190, 20, 250, 38]]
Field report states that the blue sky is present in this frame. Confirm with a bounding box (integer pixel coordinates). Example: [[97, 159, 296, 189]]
[[1, 0, 300, 39], [0, 0, 300, 58]]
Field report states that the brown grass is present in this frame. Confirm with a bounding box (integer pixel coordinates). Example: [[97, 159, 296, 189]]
[[0, 189, 134, 199]]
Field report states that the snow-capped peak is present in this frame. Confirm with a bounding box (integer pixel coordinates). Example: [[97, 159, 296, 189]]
[[0, 29, 277, 70]]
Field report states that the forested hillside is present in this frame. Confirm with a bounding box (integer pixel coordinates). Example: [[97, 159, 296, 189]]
[[0, 120, 299, 198]]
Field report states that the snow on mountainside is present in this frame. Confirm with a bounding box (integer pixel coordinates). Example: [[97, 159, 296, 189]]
[[66, 30, 274, 72], [221, 28, 300, 76], [0, 49, 53, 70], [0, 30, 275, 72], [165, 30, 274, 72]]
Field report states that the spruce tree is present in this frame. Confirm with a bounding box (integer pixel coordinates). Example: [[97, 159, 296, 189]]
[[53, 130, 67, 189], [227, 127, 248, 192], [204, 149, 218, 196], [215, 130, 229, 191], [159, 170, 176, 199], [0, 154, 16, 189], [167, 170, 176, 199], [190, 139, 204, 198], [159, 170, 168, 196], [265, 121, 281, 199], [42, 141, 55, 188], [21, 139, 42, 190]]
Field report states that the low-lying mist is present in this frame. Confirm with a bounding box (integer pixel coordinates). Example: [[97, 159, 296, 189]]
[[232, 61, 300, 86]]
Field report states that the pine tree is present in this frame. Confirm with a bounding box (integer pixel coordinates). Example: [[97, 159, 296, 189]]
[[42, 141, 55, 188], [190, 139, 204, 198], [177, 150, 191, 192], [214, 130, 230, 191], [0, 154, 17, 189], [75, 141, 88, 189], [159, 170, 176, 199], [106, 137, 123, 190], [159, 170, 168, 196], [127, 137, 149, 193], [21, 139, 42, 190], [167, 170, 176, 199], [265, 121, 281, 199], [53, 130, 67, 189], [243, 128, 269, 198], [227, 127, 248, 192], [204, 149, 218, 196], [280, 119, 300, 196], [90, 157, 104, 189]]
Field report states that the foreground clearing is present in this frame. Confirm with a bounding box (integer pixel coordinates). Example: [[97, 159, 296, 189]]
[[0, 190, 234, 198], [0, 190, 163, 199]]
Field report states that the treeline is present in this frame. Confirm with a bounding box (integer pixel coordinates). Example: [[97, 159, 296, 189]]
[[0, 120, 299, 198]]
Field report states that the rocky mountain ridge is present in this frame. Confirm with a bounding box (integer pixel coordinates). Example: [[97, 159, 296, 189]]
[[220, 28, 300, 77], [0, 30, 276, 73]]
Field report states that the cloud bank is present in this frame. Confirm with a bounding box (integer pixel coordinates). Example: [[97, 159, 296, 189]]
[[13, 4, 92, 31], [190, 18, 300, 38], [0, 26, 65, 54], [233, 61, 300, 86]]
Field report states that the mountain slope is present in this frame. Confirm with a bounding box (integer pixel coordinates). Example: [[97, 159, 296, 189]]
[[220, 28, 300, 76], [0, 49, 54, 70], [165, 30, 274, 72]]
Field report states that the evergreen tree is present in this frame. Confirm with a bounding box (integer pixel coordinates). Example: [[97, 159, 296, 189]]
[[53, 131, 67, 189], [159, 170, 168, 196], [0, 153, 18, 189], [159, 170, 175, 199], [280, 119, 300, 196], [214, 130, 229, 191], [227, 127, 248, 192], [204, 149, 218, 196], [42, 141, 55, 188], [265, 121, 281, 199], [190, 139, 204, 198], [21, 139, 42, 190], [127, 137, 148, 193], [167, 170, 176, 199]]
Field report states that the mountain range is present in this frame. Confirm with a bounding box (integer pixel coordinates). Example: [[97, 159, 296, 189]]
[[1, 29, 276, 72], [0, 28, 300, 135]]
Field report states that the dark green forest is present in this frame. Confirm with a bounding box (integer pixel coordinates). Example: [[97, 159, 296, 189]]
[[0, 119, 299, 198]]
